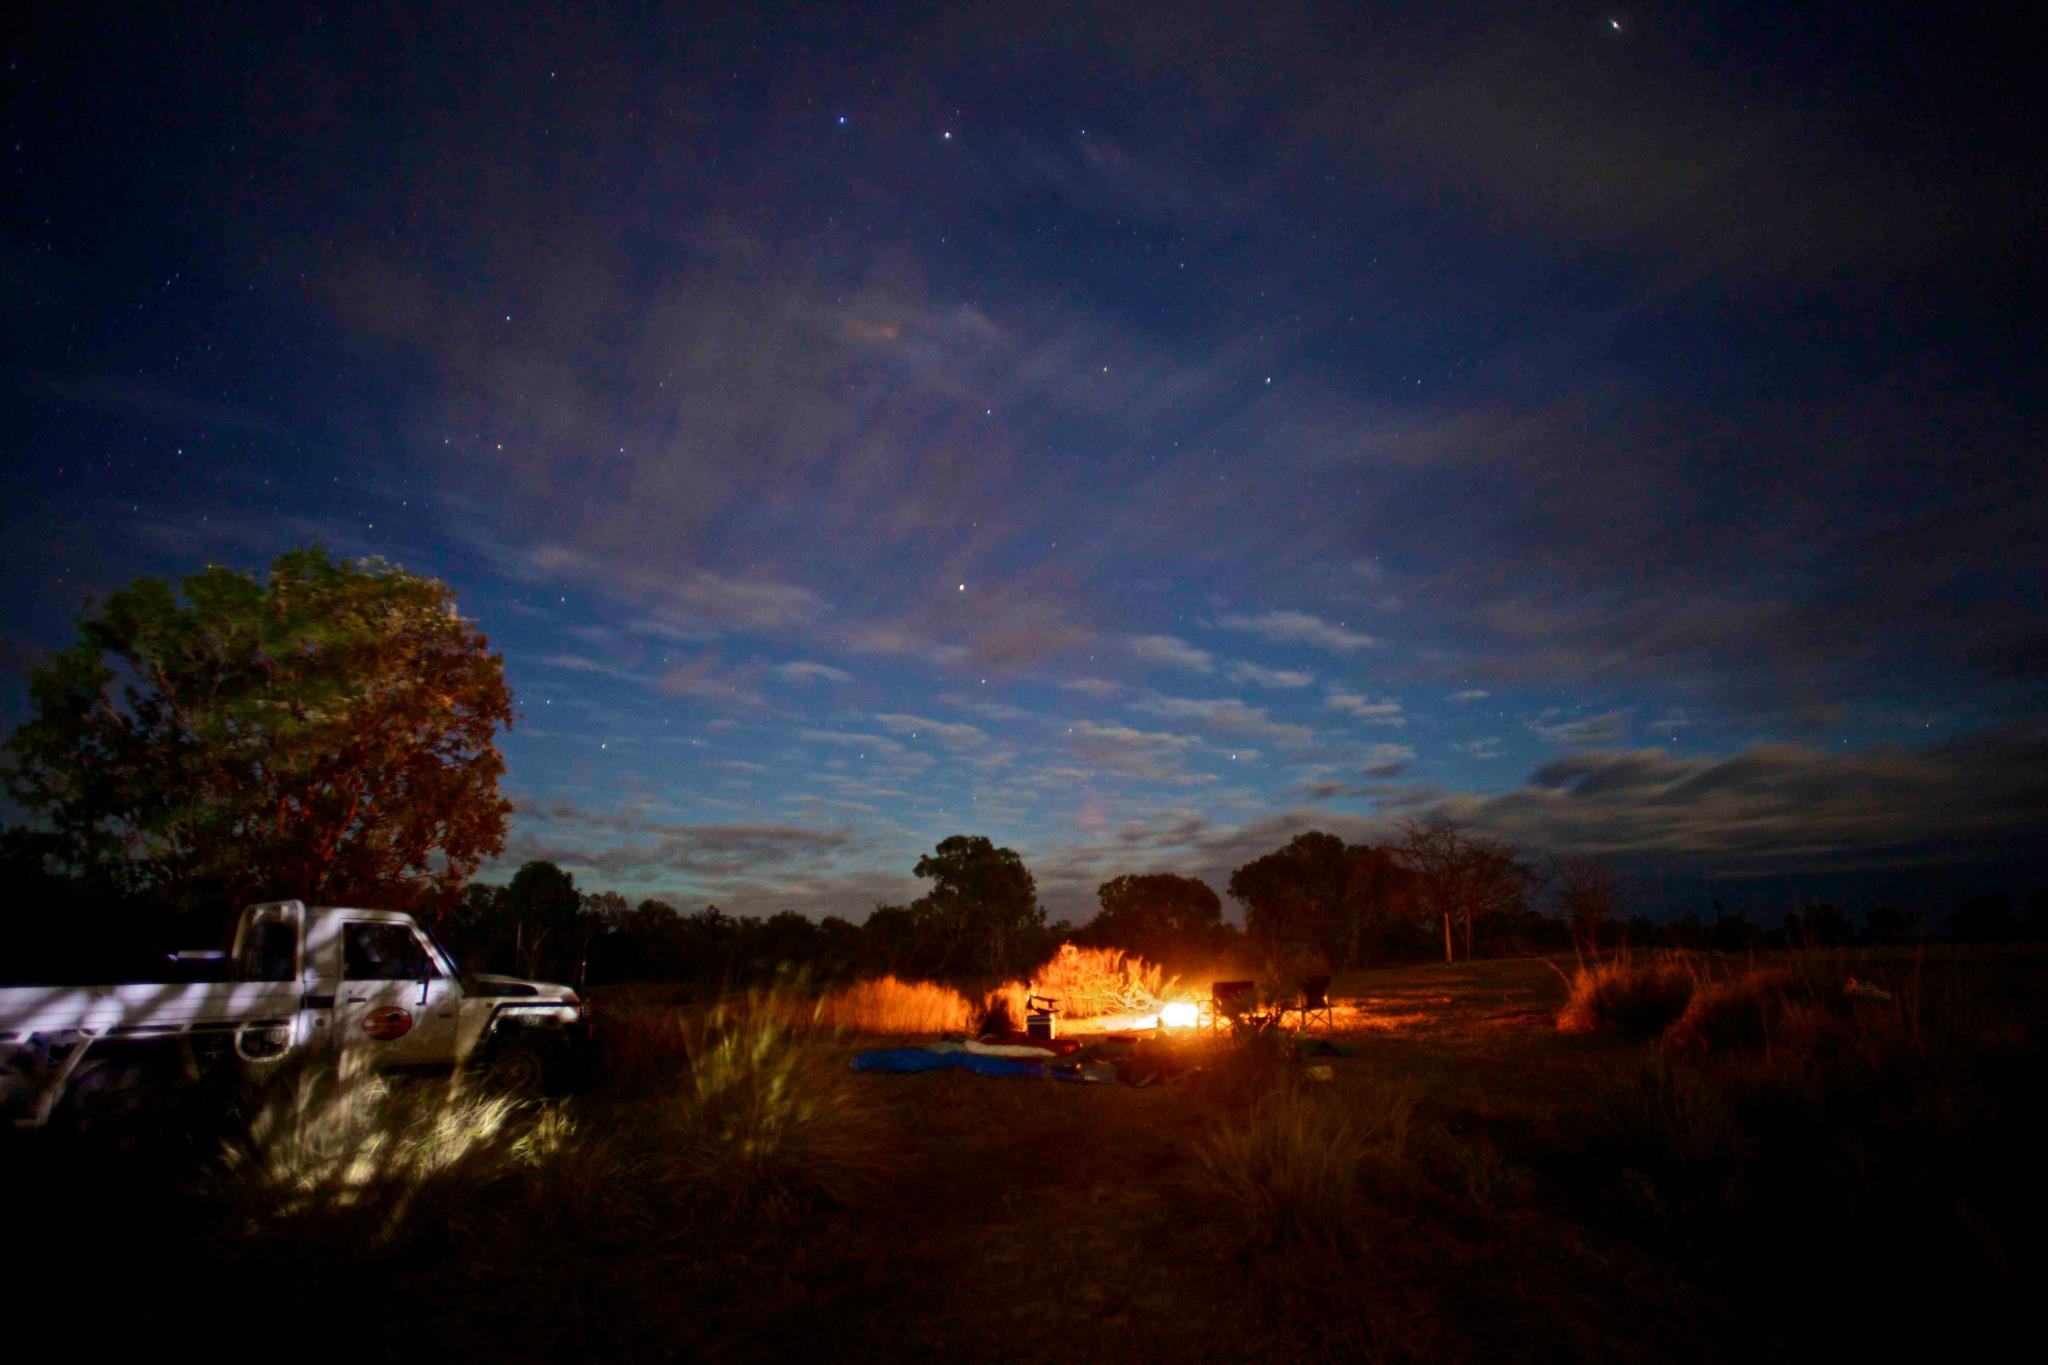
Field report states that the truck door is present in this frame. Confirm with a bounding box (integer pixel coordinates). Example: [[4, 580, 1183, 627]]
[[333, 920, 461, 1071]]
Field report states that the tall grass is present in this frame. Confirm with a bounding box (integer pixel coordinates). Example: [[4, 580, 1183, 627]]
[[663, 984, 888, 1221], [809, 973, 979, 1034], [218, 1048, 566, 1247], [1195, 1079, 1416, 1250]]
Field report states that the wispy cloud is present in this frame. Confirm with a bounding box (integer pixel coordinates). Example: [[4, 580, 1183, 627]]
[[1228, 661, 1316, 689], [1325, 691, 1406, 726], [772, 661, 853, 685], [1129, 633, 1214, 673], [1526, 710, 1629, 747], [1215, 609, 1376, 653], [1131, 694, 1314, 746]]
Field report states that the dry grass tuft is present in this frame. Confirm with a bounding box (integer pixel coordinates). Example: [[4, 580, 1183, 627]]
[[1663, 967, 1800, 1058], [1557, 951, 1699, 1038], [664, 985, 889, 1221], [1195, 1078, 1416, 1250]]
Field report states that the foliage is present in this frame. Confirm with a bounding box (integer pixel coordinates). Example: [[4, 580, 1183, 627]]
[[1551, 854, 1620, 951], [4, 546, 512, 916], [662, 985, 887, 1220]]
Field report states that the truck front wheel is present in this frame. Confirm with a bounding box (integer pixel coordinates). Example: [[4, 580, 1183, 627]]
[[482, 1039, 550, 1095]]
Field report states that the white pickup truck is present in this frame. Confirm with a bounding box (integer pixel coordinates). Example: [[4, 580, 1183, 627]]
[[0, 899, 590, 1128]]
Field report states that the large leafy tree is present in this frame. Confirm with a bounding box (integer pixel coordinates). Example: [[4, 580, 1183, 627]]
[[1086, 872, 1222, 965], [4, 547, 513, 915], [911, 834, 1044, 975], [1228, 831, 1414, 969]]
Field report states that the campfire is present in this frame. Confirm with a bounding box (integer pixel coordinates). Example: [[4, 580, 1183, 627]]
[[997, 943, 1204, 1036]]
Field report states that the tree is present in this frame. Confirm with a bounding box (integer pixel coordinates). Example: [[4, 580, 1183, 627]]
[[910, 835, 1044, 975], [1085, 872, 1222, 965], [1227, 832, 1413, 969], [4, 547, 513, 916], [1552, 854, 1620, 953], [1395, 818, 1533, 963]]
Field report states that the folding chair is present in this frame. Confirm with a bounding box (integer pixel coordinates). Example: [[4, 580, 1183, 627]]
[[1202, 979, 1258, 1033], [1288, 974, 1334, 1035]]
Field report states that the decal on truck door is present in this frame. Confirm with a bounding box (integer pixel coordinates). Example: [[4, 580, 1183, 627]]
[[362, 1006, 414, 1040]]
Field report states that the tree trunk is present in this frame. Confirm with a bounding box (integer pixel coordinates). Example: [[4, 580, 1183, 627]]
[[1442, 910, 1454, 964]]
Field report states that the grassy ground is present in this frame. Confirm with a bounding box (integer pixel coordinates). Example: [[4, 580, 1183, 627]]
[[12, 949, 2043, 1362]]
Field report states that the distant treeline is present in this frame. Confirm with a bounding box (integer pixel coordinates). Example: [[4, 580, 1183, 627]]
[[6, 822, 2043, 988]]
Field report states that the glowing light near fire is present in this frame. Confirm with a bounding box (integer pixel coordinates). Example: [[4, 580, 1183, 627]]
[[1160, 1001, 1199, 1029]]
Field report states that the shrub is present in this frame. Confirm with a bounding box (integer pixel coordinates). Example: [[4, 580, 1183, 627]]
[[664, 986, 887, 1221], [1557, 952, 1698, 1038]]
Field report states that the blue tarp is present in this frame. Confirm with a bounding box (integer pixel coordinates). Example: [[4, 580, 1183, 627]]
[[851, 1047, 1048, 1079]]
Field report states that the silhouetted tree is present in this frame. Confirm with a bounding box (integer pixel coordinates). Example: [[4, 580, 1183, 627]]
[[1552, 854, 1620, 952], [1395, 818, 1533, 963], [1085, 872, 1222, 965], [910, 835, 1044, 975], [1227, 832, 1414, 968]]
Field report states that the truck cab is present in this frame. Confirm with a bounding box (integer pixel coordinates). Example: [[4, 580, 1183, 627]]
[[2, 900, 591, 1128]]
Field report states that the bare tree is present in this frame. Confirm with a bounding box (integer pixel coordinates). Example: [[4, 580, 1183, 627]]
[[1552, 854, 1620, 955], [1396, 818, 1533, 963]]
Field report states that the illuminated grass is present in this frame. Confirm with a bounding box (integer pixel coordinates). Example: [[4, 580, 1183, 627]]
[[219, 1049, 566, 1246], [1557, 951, 1699, 1038], [665, 985, 889, 1221]]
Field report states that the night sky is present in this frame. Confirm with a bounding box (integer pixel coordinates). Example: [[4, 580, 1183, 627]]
[[5, 5, 2044, 921]]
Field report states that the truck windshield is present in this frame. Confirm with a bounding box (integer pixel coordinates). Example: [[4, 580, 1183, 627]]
[[420, 923, 464, 978]]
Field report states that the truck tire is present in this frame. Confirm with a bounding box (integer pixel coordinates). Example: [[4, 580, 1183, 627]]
[[53, 1059, 165, 1140], [483, 1039, 550, 1095]]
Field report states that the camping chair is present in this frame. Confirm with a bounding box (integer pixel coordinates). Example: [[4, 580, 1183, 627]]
[[1286, 975, 1334, 1035], [1202, 980, 1258, 1033]]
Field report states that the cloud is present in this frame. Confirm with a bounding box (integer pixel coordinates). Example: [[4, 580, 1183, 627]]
[[1065, 721, 1205, 784], [1228, 661, 1316, 689], [1526, 710, 1629, 747], [799, 729, 907, 758], [1360, 743, 1417, 778], [1451, 736, 1505, 760], [1448, 689, 1490, 703], [772, 661, 853, 685], [1129, 633, 1214, 673], [1131, 694, 1315, 746], [1420, 727, 2048, 872], [873, 713, 992, 752], [840, 624, 971, 669], [1216, 609, 1376, 653], [653, 656, 766, 708], [1325, 691, 1406, 726], [529, 653, 647, 684]]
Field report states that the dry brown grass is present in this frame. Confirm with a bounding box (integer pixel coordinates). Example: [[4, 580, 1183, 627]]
[[1663, 966, 1800, 1058], [1556, 951, 1699, 1038], [809, 973, 980, 1035]]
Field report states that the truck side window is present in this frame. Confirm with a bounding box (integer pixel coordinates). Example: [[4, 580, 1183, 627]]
[[342, 923, 440, 981], [236, 911, 296, 982]]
